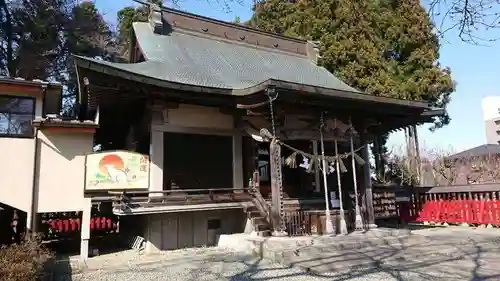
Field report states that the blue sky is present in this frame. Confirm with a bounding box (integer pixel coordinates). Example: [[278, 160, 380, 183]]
[[94, 0, 500, 153]]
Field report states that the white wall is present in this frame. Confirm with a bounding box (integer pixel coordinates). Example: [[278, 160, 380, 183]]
[[0, 138, 35, 212], [482, 96, 500, 121], [36, 130, 94, 213], [0, 90, 43, 213]]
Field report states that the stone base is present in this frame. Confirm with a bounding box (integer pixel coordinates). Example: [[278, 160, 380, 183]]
[[272, 230, 288, 237], [338, 218, 348, 235], [244, 218, 255, 234], [79, 238, 89, 263]]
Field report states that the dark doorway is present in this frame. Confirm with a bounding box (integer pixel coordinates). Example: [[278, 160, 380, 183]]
[[163, 133, 233, 190]]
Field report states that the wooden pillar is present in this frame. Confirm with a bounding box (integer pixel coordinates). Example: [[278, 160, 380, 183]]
[[411, 125, 422, 185], [361, 135, 376, 228], [269, 140, 286, 235], [405, 125, 421, 185], [232, 115, 244, 190], [80, 197, 91, 264], [150, 129, 164, 196], [232, 135, 244, 190], [373, 136, 383, 180], [312, 140, 321, 193]]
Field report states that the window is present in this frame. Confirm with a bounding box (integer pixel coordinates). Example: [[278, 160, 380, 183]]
[[0, 96, 35, 137]]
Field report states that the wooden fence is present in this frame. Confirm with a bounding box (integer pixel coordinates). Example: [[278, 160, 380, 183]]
[[373, 183, 500, 226]]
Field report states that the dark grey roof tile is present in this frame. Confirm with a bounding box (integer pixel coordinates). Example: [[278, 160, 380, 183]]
[[78, 22, 360, 93], [448, 144, 500, 159]]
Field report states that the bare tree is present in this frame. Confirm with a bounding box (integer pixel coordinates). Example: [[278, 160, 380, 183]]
[[428, 0, 500, 43], [384, 145, 500, 186]]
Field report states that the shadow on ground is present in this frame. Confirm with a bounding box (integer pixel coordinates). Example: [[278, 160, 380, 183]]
[[229, 228, 500, 281], [48, 227, 500, 281]]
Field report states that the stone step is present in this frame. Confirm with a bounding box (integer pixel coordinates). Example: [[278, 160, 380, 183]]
[[251, 216, 268, 224], [254, 230, 272, 237], [254, 223, 270, 231]]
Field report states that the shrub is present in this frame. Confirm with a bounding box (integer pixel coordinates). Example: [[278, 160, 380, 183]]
[[0, 235, 54, 281]]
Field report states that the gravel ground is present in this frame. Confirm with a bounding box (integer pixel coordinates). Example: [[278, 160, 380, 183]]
[[54, 227, 500, 281], [61, 248, 439, 281]]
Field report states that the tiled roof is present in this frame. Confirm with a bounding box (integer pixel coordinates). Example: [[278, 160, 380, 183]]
[[74, 21, 360, 96], [134, 22, 358, 92], [448, 144, 500, 159], [73, 9, 439, 110], [0, 76, 62, 87]]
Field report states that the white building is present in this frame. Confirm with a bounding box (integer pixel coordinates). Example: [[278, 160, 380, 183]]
[[482, 96, 500, 144]]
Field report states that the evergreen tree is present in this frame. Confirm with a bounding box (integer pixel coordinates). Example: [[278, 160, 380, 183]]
[[0, 0, 115, 114], [250, 0, 455, 130], [116, 0, 163, 58]]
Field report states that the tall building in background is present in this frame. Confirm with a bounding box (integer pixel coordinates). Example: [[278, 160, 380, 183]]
[[482, 96, 500, 144]]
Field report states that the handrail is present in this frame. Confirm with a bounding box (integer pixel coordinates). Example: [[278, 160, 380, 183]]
[[248, 171, 272, 228], [110, 187, 252, 210], [109, 187, 249, 195]]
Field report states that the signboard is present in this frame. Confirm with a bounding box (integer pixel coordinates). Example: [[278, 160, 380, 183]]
[[85, 150, 150, 191]]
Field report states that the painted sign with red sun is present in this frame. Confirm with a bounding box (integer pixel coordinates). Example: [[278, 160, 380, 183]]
[[85, 150, 150, 191]]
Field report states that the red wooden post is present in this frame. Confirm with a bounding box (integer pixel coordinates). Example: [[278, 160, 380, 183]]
[[431, 194, 439, 222], [493, 192, 500, 226], [472, 193, 480, 225], [458, 193, 466, 224]]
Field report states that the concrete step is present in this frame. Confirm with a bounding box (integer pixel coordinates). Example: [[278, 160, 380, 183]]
[[255, 230, 272, 237], [254, 223, 271, 231], [251, 216, 269, 224]]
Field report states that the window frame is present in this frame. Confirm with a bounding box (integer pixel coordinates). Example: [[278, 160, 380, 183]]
[[0, 94, 36, 138]]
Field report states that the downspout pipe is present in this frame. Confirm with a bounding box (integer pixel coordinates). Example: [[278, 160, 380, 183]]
[[29, 85, 48, 234]]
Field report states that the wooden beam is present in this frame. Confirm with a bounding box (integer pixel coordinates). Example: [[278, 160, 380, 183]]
[[43, 127, 96, 134], [236, 99, 271, 109]]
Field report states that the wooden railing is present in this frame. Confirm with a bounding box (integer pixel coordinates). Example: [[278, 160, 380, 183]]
[[110, 188, 252, 210], [373, 183, 500, 226]]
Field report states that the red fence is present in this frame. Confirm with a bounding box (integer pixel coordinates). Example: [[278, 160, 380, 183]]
[[373, 183, 500, 226]]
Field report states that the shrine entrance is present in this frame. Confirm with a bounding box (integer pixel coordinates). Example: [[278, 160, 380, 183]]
[[163, 132, 233, 192]]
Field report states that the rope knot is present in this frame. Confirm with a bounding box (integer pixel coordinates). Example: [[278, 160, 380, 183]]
[[259, 128, 274, 142]]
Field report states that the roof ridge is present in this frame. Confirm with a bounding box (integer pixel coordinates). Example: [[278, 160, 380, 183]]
[[133, 0, 320, 61], [132, 0, 307, 44], [160, 6, 307, 44], [163, 26, 311, 60]]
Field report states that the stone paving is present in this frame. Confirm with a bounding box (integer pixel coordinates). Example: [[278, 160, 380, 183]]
[[262, 227, 500, 280], [54, 227, 500, 281]]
